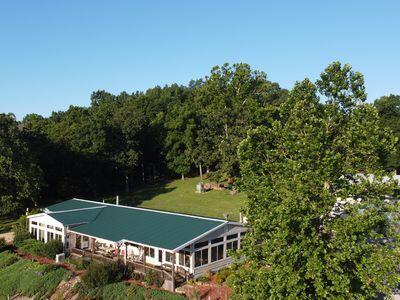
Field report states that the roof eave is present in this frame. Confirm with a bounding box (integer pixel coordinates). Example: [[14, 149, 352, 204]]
[[172, 221, 228, 252]]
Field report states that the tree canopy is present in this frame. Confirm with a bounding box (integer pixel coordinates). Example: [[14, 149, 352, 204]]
[[0, 114, 42, 215], [375, 94, 400, 173], [231, 62, 400, 299]]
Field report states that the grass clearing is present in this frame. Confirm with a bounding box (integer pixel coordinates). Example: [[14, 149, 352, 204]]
[[103, 177, 246, 221]]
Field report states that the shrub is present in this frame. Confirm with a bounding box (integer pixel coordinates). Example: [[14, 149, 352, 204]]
[[0, 237, 7, 252], [215, 267, 233, 284], [0, 251, 19, 267], [42, 239, 63, 259], [196, 270, 211, 283], [81, 261, 123, 290], [13, 230, 31, 247], [144, 269, 164, 287], [67, 257, 90, 270], [19, 238, 44, 255]]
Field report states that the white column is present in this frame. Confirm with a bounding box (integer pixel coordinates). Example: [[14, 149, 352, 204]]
[[190, 244, 195, 274]]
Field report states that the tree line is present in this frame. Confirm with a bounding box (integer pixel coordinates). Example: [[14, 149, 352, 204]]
[[1, 62, 399, 216]]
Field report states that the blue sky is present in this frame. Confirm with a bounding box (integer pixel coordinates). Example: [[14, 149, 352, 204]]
[[0, 1, 399, 120]]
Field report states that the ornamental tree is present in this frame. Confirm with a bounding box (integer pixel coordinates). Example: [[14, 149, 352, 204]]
[[232, 62, 400, 299]]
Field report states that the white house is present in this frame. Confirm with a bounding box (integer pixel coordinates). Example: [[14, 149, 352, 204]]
[[28, 198, 248, 282]]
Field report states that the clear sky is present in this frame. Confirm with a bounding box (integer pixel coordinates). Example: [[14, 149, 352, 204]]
[[0, 1, 399, 120]]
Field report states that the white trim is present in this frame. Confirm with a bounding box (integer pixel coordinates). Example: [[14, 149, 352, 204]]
[[71, 198, 227, 223], [27, 213, 46, 219], [172, 222, 228, 252], [46, 206, 106, 214], [119, 239, 173, 253], [67, 229, 117, 243]]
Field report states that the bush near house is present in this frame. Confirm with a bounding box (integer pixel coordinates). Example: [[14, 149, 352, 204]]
[[80, 261, 123, 290], [144, 269, 164, 288], [215, 267, 233, 284], [18, 238, 63, 259]]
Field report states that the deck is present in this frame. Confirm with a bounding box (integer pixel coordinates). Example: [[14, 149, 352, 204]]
[[69, 248, 188, 285]]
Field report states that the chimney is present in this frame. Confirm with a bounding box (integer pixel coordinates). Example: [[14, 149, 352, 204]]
[[116, 195, 119, 205]]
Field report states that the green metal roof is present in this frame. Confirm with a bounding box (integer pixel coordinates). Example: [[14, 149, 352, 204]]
[[45, 199, 226, 250], [49, 207, 104, 226], [46, 199, 103, 212]]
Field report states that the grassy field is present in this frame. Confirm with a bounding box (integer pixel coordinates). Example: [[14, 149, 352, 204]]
[[103, 177, 246, 221]]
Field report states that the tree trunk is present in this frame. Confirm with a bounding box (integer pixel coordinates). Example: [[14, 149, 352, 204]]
[[181, 174, 185, 180], [125, 175, 129, 193], [199, 163, 203, 179], [141, 162, 145, 183]]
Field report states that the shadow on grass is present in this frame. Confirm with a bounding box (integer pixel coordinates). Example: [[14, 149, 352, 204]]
[[104, 182, 177, 207]]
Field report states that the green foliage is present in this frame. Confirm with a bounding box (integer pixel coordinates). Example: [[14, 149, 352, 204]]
[[233, 62, 400, 299], [17, 238, 62, 258], [13, 230, 31, 247], [80, 261, 123, 290], [375, 94, 400, 172], [41, 239, 63, 258], [143, 269, 164, 287], [0, 237, 7, 252], [0, 251, 19, 267], [19, 238, 45, 255], [0, 252, 70, 299], [76, 281, 186, 300], [196, 271, 211, 283], [215, 267, 233, 284], [12, 215, 31, 247], [67, 256, 90, 270], [0, 114, 42, 216]]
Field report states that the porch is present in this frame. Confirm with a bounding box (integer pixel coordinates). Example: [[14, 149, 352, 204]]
[[67, 231, 190, 287]]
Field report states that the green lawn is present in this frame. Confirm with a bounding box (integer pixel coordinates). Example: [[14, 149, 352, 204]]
[[0, 216, 18, 234], [103, 177, 246, 221]]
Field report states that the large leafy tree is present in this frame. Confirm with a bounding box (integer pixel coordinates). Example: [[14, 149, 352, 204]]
[[194, 63, 286, 180], [232, 62, 400, 299], [0, 114, 42, 215], [374, 94, 400, 173]]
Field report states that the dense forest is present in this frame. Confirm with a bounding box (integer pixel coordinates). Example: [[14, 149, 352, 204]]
[[0, 62, 399, 216]]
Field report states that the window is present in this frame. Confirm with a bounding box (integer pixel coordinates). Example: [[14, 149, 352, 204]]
[[227, 233, 238, 240], [31, 221, 37, 225], [31, 227, 38, 239], [39, 223, 45, 227], [47, 225, 54, 229], [145, 247, 155, 258], [195, 241, 208, 249], [179, 250, 191, 268], [55, 227, 63, 232], [38, 229, 45, 242], [47, 231, 54, 241], [211, 237, 223, 244], [226, 240, 238, 253], [194, 249, 208, 267], [211, 244, 224, 262], [240, 231, 246, 237], [158, 250, 163, 263], [165, 252, 174, 263], [55, 234, 62, 241]]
